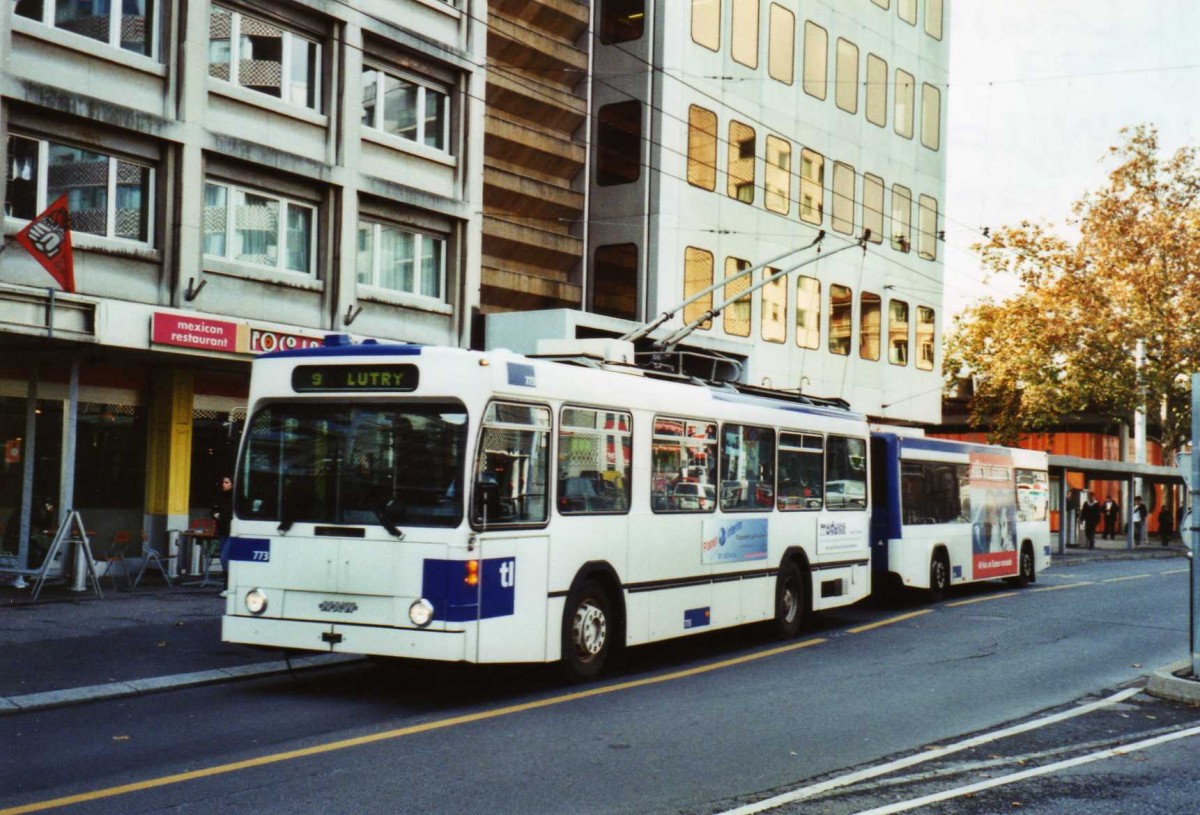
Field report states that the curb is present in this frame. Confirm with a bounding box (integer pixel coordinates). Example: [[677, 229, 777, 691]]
[[0, 653, 364, 715], [1145, 659, 1200, 705]]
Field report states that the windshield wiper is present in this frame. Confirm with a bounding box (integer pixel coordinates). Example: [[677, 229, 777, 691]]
[[375, 502, 405, 538]]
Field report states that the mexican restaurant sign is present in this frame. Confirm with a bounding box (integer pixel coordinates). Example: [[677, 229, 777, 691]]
[[151, 313, 323, 355]]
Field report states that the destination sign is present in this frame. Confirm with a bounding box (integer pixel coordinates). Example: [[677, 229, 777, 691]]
[[292, 364, 419, 393]]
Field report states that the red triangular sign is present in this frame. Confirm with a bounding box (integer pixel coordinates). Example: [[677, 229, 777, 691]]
[[15, 195, 75, 293]]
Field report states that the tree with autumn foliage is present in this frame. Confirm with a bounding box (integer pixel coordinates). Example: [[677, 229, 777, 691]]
[[945, 126, 1200, 455]]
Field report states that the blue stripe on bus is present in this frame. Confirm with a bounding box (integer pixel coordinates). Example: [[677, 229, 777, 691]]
[[422, 558, 516, 622], [259, 340, 425, 360], [899, 436, 1004, 456]]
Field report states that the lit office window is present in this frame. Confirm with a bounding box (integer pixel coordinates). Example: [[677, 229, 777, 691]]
[[687, 105, 718, 191], [862, 173, 884, 244], [898, 0, 917, 25], [894, 69, 914, 139], [724, 256, 751, 337], [361, 67, 450, 152], [208, 6, 321, 111], [796, 275, 820, 349], [5, 135, 152, 243], [860, 291, 881, 361], [921, 83, 941, 150], [866, 54, 887, 127], [764, 135, 790, 215], [684, 247, 714, 329], [601, 0, 644, 44], [597, 100, 642, 186], [891, 184, 912, 253], [831, 161, 855, 235], [835, 38, 859, 114], [829, 284, 852, 356], [16, 0, 156, 56], [768, 4, 794, 84], [803, 21, 827, 100], [731, 0, 759, 68], [916, 306, 935, 370], [918, 195, 939, 260], [204, 180, 315, 274], [925, 0, 943, 39], [800, 148, 824, 225], [727, 121, 756, 204], [889, 299, 909, 365], [356, 220, 444, 299], [691, 0, 720, 51], [762, 267, 786, 343]]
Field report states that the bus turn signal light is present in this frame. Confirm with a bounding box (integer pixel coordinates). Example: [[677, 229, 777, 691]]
[[464, 560, 479, 587]]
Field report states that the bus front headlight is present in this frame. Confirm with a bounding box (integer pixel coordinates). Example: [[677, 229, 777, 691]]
[[245, 588, 268, 615], [409, 599, 434, 627]]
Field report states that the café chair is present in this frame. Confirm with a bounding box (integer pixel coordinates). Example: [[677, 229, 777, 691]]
[[134, 530, 176, 588], [103, 529, 136, 589]]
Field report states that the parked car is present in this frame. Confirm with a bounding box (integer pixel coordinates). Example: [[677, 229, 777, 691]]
[[672, 482, 715, 511]]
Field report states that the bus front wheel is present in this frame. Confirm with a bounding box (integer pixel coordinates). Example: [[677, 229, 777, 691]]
[[562, 581, 611, 681], [773, 561, 805, 639], [926, 552, 949, 602]]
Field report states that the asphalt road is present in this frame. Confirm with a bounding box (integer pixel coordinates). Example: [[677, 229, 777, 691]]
[[1, 557, 1195, 815]]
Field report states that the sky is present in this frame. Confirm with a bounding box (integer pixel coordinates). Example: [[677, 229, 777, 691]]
[[943, 0, 1200, 324]]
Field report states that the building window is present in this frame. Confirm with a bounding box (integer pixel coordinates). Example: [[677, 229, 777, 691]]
[[829, 283, 852, 356], [835, 38, 859, 114], [208, 6, 321, 111], [719, 424, 775, 511], [863, 172, 884, 244], [600, 0, 644, 44], [5, 135, 152, 243], [356, 220, 444, 299], [761, 267, 786, 344], [800, 148, 823, 225], [204, 181, 315, 274], [597, 100, 642, 186], [691, 0, 720, 51], [764, 135, 790, 214], [891, 184, 912, 253], [803, 21, 827, 100], [831, 161, 855, 235], [731, 0, 759, 69], [796, 275, 820, 349], [361, 67, 450, 152], [916, 305, 935, 371], [859, 291, 880, 361], [593, 243, 638, 320], [768, 4, 794, 84], [557, 407, 632, 515], [16, 0, 156, 57], [894, 69, 914, 139], [866, 54, 887, 127], [921, 83, 941, 151], [727, 121, 756, 204], [918, 195, 939, 260], [925, 0, 943, 39], [889, 299, 909, 365], [898, 0, 917, 25], [724, 257, 751, 337], [687, 105, 718, 191], [683, 247, 714, 330]]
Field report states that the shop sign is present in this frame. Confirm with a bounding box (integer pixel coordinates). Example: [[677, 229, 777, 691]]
[[152, 313, 238, 352], [249, 328, 323, 354], [4, 439, 20, 465]]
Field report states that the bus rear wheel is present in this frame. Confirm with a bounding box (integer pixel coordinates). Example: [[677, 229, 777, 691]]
[[562, 581, 611, 682], [773, 562, 805, 639], [926, 552, 949, 602]]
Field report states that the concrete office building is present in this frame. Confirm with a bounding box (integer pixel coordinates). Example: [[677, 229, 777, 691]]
[[0, 0, 486, 558]]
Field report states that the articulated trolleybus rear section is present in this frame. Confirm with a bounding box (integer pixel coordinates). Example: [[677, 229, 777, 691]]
[[221, 335, 877, 679]]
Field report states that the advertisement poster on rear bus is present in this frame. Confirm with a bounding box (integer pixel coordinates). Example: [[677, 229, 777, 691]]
[[969, 450, 1018, 579]]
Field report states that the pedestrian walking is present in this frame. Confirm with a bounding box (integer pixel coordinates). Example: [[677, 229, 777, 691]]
[[1133, 495, 1149, 546], [1158, 503, 1173, 546], [211, 475, 234, 597], [1101, 495, 1120, 539], [1080, 493, 1101, 549]]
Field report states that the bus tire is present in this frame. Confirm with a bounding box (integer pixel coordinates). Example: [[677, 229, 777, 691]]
[[1008, 543, 1035, 588], [926, 551, 949, 602], [773, 561, 805, 639], [562, 581, 612, 682]]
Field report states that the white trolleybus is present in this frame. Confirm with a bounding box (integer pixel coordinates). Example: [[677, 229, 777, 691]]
[[221, 335, 877, 679], [868, 432, 1052, 600]]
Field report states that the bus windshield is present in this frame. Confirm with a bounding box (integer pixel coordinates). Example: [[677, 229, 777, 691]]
[[237, 401, 467, 529]]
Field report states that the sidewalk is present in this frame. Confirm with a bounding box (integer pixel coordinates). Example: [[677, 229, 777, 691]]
[[0, 539, 1194, 715]]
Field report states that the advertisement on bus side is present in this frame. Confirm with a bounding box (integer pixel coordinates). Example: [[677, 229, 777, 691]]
[[701, 518, 768, 564], [969, 450, 1018, 579]]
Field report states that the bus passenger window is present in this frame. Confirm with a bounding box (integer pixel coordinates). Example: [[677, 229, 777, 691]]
[[472, 402, 551, 527], [720, 424, 776, 511], [825, 436, 866, 509], [778, 433, 823, 510], [651, 417, 717, 512], [557, 407, 632, 515]]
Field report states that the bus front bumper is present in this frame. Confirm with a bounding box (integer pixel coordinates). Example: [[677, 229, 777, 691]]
[[222, 614, 468, 662]]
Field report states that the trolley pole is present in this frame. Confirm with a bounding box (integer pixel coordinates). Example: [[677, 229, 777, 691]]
[[1191, 374, 1200, 678]]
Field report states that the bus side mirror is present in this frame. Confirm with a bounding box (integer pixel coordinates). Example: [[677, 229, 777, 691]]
[[474, 482, 501, 525]]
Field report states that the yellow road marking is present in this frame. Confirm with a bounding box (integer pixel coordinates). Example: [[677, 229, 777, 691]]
[[1029, 581, 1095, 593], [945, 592, 1018, 608], [848, 609, 931, 634], [0, 637, 827, 815], [1101, 574, 1153, 583]]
